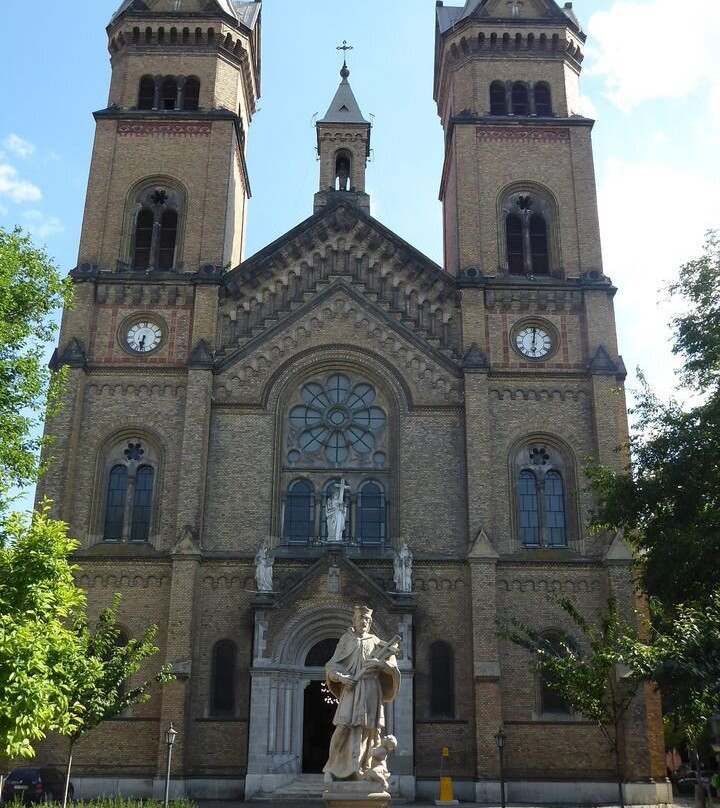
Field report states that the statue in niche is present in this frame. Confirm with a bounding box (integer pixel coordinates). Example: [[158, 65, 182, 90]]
[[323, 605, 401, 783], [325, 479, 350, 543], [393, 542, 413, 593], [254, 540, 273, 592]]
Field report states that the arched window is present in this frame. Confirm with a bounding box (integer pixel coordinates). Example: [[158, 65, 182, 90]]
[[284, 480, 315, 544], [500, 189, 555, 275], [101, 440, 158, 543], [184, 76, 200, 111], [282, 372, 391, 546], [161, 77, 177, 110], [334, 150, 352, 191], [130, 185, 183, 271], [534, 82, 552, 116], [429, 641, 454, 718], [529, 213, 549, 273], [511, 82, 529, 115], [514, 443, 568, 548], [104, 466, 128, 541], [489, 81, 507, 115], [138, 75, 155, 110], [506, 213, 524, 274], [539, 633, 572, 714], [357, 481, 385, 546], [210, 641, 236, 715]]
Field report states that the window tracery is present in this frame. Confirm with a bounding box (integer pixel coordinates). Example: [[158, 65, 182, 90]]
[[130, 184, 183, 270], [500, 188, 556, 276], [101, 438, 159, 542], [514, 442, 569, 548]]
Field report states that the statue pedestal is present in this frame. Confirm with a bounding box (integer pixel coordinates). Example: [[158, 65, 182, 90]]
[[323, 782, 391, 808]]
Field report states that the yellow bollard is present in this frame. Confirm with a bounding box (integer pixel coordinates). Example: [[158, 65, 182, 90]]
[[435, 747, 459, 806]]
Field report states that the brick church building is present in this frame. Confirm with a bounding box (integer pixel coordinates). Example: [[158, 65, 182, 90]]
[[38, 0, 670, 802]]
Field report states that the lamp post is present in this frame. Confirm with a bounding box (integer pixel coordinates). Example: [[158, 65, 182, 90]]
[[163, 723, 178, 808], [494, 726, 507, 808]]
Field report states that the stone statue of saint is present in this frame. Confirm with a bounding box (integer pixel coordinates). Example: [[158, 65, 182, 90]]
[[323, 606, 401, 782], [254, 540, 273, 592], [325, 479, 349, 543], [393, 542, 413, 593]]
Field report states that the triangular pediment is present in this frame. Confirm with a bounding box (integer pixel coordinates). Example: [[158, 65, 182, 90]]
[[218, 201, 461, 386]]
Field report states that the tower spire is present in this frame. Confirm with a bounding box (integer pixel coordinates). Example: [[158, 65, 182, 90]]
[[314, 44, 371, 215]]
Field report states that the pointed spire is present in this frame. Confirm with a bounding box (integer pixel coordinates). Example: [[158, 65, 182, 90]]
[[318, 42, 370, 125]]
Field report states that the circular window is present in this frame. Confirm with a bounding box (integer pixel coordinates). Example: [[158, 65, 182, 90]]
[[289, 374, 387, 464]]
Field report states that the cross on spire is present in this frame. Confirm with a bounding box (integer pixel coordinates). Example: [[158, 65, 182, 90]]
[[336, 40, 353, 67]]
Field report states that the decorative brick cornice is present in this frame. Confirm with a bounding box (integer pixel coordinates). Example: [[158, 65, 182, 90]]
[[476, 127, 570, 144], [117, 122, 212, 138]]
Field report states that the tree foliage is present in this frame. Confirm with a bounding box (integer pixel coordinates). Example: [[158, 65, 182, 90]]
[[500, 597, 638, 808], [587, 231, 720, 612], [58, 596, 174, 808], [0, 506, 85, 758], [0, 225, 71, 509]]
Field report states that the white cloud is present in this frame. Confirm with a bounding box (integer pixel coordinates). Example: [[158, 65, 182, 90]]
[[3, 134, 35, 158], [22, 210, 64, 239], [587, 0, 720, 113], [598, 157, 720, 401], [0, 164, 42, 203], [579, 93, 597, 118]]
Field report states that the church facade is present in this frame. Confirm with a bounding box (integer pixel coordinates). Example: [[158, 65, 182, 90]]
[[38, 0, 670, 803]]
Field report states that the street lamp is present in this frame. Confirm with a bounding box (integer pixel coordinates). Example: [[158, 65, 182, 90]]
[[494, 726, 507, 808], [164, 723, 178, 808]]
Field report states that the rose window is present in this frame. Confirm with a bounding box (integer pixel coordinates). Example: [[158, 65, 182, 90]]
[[289, 374, 386, 464]]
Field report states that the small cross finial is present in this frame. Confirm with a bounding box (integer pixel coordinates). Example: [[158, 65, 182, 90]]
[[337, 39, 353, 67]]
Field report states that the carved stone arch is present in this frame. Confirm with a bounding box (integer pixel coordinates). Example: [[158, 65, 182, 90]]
[[88, 425, 167, 548], [271, 602, 393, 666], [121, 174, 189, 271], [496, 180, 562, 278]]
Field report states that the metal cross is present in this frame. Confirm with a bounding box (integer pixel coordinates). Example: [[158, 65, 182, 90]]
[[336, 40, 353, 65]]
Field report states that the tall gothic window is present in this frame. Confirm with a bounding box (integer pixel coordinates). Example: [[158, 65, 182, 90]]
[[539, 633, 572, 714], [515, 444, 568, 548], [102, 439, 158, 542], [429, 641, 455, 718], [357, 481, 385, 545], [282, 372, 391, 547], [501, 190, 555, 275], [130, 185, 183, 270], [210, 640, 236, 715], [283, 480, 315, 544]]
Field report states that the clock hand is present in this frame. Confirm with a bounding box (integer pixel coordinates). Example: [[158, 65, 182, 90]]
[[138, 334, 146, 349]]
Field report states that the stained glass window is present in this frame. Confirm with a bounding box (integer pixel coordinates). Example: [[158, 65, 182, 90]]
[[357, 481, 385, 545]]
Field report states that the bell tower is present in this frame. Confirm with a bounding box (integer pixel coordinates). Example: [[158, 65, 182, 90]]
[[434, 0, 601, 279], [78, 0, 261, 275], [314, 51, 371, 215]]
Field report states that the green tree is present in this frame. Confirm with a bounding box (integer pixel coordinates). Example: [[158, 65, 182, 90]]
[[587, 231, 720, 612], [59, 595, 174, 808], [0, 225, 71, 510], [0, 506, 85, 758], [500, 597, 638, 808]]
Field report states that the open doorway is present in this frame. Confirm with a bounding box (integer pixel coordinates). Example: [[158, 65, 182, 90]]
[[302, 680, 336, 772]]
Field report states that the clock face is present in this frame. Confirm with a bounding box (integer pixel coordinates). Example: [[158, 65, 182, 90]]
[[515, 325, 553, 359], [125, 321, 163, 354]]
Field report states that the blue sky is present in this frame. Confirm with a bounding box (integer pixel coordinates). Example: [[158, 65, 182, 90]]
[[1, 0, 719, 507]]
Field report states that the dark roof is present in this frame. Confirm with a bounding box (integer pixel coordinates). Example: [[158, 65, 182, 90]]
[[436, 0, 583, 33], [318, 67, 370, 126], [110, 0, 261, 28]]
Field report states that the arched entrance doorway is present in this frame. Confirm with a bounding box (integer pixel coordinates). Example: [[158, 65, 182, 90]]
[[302, 638, 338, 773]]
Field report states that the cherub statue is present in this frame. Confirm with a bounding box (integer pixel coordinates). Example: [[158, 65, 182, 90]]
[[364, 735, 398, 791]]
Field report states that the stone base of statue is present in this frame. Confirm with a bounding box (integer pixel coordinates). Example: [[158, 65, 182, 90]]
[[323, 781, 391, 808]]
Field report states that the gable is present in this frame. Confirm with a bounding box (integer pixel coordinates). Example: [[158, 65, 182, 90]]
[[480, 0, 569, 21], [214, 280, 463, 408], [217, 201, 462, 403]]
